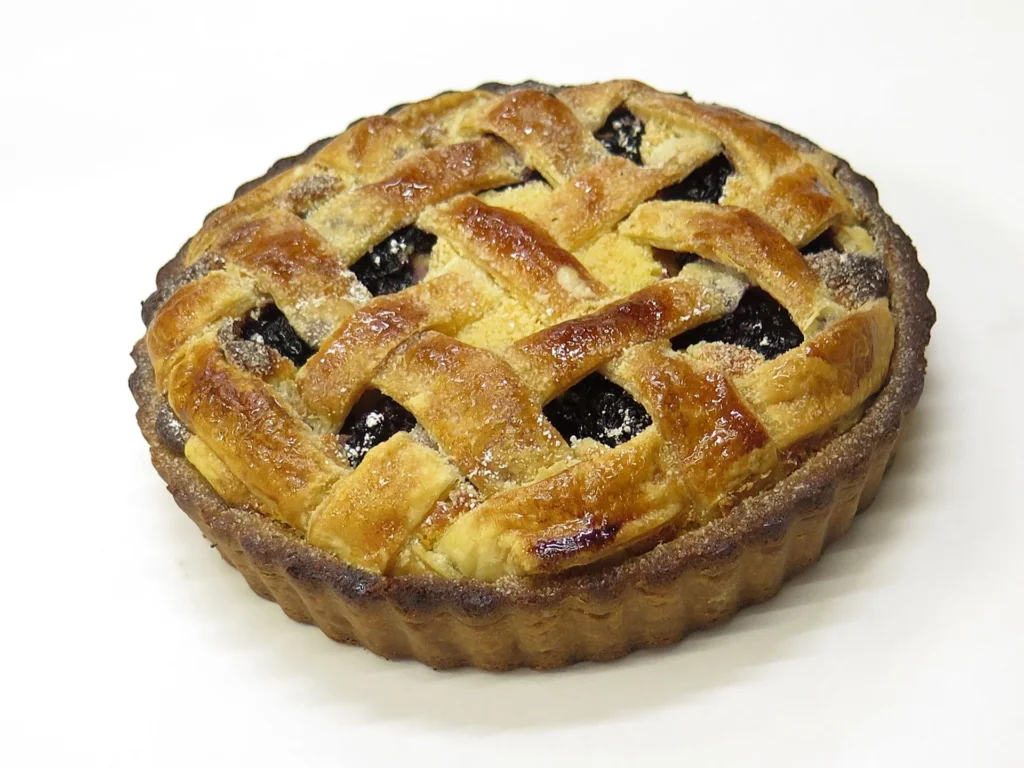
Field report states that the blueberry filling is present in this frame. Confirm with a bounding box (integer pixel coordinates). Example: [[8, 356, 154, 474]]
[[350, 226, 437, 296], [488, 168, 546, 193], [533, 519, 622, 561], [801, 229, 837, 255], [240, 304, 315, 366], [339, 390, 418, 467], [595, 107, 645, 165], [657, 154, 734, 204], [654, 249, 701, 277], [544, 374, 652, 448], [672, 287, 802, 359]]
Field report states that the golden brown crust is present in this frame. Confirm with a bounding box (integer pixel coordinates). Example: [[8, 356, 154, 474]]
[[374, 331, 572, 495], [166, 336, 343, 529], [473, 89, 608, 184], [629, 90, 856, 245], [295, 273, 484, 427], [147, 270, 258, 389], [621, 202, 839, 331], [503, 269, 742, 401], [307, 138, 523, 262], [307, 433, 459, 574], [529, 153, 717, 252], [612, 343, 775, 513], [435, 430, 670, 578], [131, 80, 934, 669], [736, 300, 895, 447], [214, 211, 365, 342], [419, 196, 606, 315]]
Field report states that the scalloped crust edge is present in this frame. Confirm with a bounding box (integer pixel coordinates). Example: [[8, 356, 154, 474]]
[[129, 83, 934, 670]]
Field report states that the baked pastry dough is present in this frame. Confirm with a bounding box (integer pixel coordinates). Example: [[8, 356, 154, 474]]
[[132, 81, 934, 668]]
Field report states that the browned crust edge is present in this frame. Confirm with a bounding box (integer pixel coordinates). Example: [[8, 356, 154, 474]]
[[129, 82, 935, 670]]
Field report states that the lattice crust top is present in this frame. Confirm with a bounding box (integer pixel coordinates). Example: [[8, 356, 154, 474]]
[[147, 81, 894, 581]]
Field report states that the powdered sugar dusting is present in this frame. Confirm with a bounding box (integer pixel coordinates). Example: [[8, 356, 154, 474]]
[[218, 319, 276, 376], [806, 249, 889, 308], [155, 403, 190, 454], [141, 252, 225, 325]]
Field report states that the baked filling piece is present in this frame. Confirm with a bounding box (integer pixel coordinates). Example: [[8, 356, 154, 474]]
[[143, 81, 896, 583]]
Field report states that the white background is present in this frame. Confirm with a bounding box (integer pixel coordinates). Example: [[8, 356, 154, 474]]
[[3, 1, 1023, 765]]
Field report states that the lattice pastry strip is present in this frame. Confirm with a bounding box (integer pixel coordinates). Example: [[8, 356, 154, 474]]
[[294, 272, 488, 427], [372, 331, 573, 496], [148, 269, 260, 389], [306, 432, 460, 574], [165, 336, 344, 530], [470, 89, 609, 185], [523, 152, 719, 253], [206, 209, 369, 344], [502, 264, 745, 403], [735, 299, 894, 447], [470, 83, 724, 255], [185, 115, 422, 262], [608, 342, 777, 514], [433, 430, 671, 579], [628, 88, 858, 245], [621, 201, 844, 333], [389, 89, 498, 146], [182, 435, 263, 511], [148, 213, 368, 393], [418, 195, 606, 319], [306, 138, 524, 263], [555, 80, 649, 131]]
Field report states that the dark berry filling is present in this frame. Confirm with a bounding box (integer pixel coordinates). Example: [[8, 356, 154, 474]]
[[339, 390, 418, 467], [654, 249, 701, 277], [801, 229, 837, 255], [240, 304, 315, 366], [488, 168, 546, 193], [544, 374, 652, 448], [595, 107, 645, 165], [533, 519, 622, 561], [672, 287, 802, 360], [657, 154, 734, 204], [350, 226, 437, 296]]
